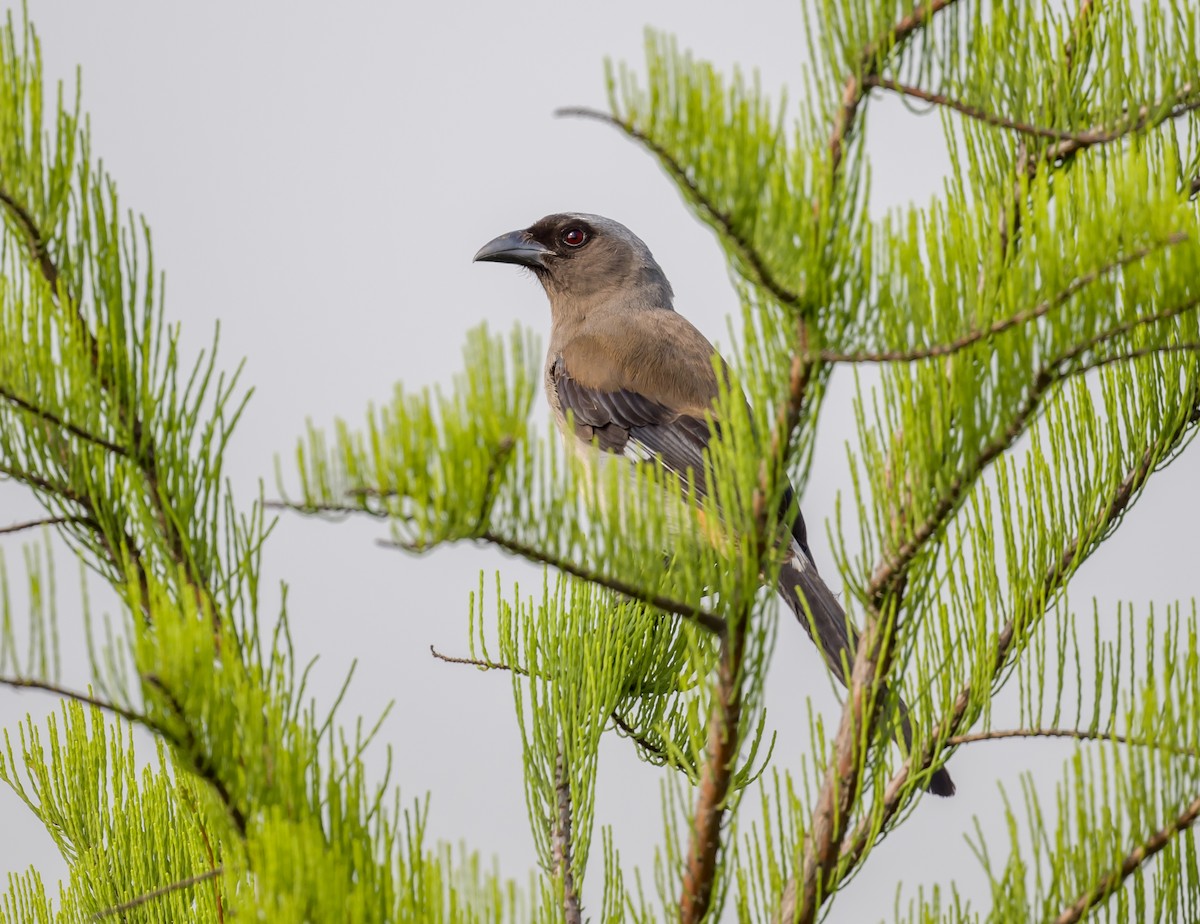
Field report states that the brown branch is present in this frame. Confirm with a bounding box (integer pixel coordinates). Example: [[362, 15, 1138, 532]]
[[0, 187, 64, 302], [818, 235, 1186, 364], [429, 645, 518, 672], [552, 746, 583, 924], [1052, 793, 1200, 924], [0, 675, 147, 726], [555, 107, 803, 310], [0, 515, 86, 535], [949, 726, 1200, 760], [865, 76, 1200, 152], [1046, 91, 1199, 164], [866, 76, 1089, 140], [828, 0, 964, 177], [785, 613, 895, 924], [0, 386, 131, 457], [679, 625, 746, 922], [92, 867, 222, 920], [679, 330, 816, 922], [1073, 342, 1200, 375], [383, 531, 726, 635]]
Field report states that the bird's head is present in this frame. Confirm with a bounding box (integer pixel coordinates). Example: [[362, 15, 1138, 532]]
[[473, 213, 674, 314]]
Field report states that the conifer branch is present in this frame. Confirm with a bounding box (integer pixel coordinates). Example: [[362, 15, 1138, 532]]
[[681, 345, 818, 920], [0, 675, 147, 726], [0, 386, 132, 458], [0, 515, 87, 535], [0, 184, 218, 631], [91, 867, 223, 920], [832, 424, 1192, 892], [948, 726, 1200, 760], [181, 784, 226, 923], [382, 532, 727, 635], [816, 235, 1187, 364], [863, 76, 1200, 152], [997, 0, 1099, 258], [145, 676, 247, 837], [0, 186, 66, 307], [554, 106, 803, 310], [430, 646, 672, 762], [1052, 793, 1200, 924], [827, 0, 964, 177], [865, 292, 1200, 604]]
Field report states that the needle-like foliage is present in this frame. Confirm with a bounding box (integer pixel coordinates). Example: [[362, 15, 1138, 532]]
[[2, 1, 1199, 922]]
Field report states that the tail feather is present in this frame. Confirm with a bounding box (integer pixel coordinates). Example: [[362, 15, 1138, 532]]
[[778, 544, 955, 798]]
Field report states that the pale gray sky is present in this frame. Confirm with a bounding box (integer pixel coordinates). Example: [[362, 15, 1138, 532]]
[[1, 4, 1196, 921]]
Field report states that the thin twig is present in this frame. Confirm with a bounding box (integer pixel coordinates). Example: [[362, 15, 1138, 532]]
[[0, 515, 85, 535], [948, 726, 1200, 759], [1052, 793, 1200, 924], [0, 386, 131, 457], [92, 867, 223, 920], [429, 645, 522, 673], [0, 675, 147, 726], [430, 647, 671, 761], [865, 76, 1199, 150], [383, 531, 727, 636]]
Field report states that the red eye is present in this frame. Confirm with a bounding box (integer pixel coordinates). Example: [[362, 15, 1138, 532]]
[[560, 227, 588, 248]]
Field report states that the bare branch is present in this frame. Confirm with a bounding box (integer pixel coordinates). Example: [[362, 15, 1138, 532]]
[[92, 867, 222, 920], [430, 647, 671, 762], [819, 235, 1187, 364], [1052, 793, 1200, 924], [429, 645, 519, 672], [783, 612, 895, 924], [679, 629, 746, 922], [1046, 90, 1200, 164]]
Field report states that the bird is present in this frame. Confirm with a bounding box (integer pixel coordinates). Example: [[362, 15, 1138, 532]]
[[474, 212, 955, 797]]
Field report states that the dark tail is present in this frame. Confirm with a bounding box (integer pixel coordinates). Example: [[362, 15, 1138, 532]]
[[778, 543, 955, 798]]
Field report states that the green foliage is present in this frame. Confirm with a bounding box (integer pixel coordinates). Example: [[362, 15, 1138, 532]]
[[1, 1, 1199, 922]]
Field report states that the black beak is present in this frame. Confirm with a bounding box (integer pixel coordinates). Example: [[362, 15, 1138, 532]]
[[473, 230, 554, 269]]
